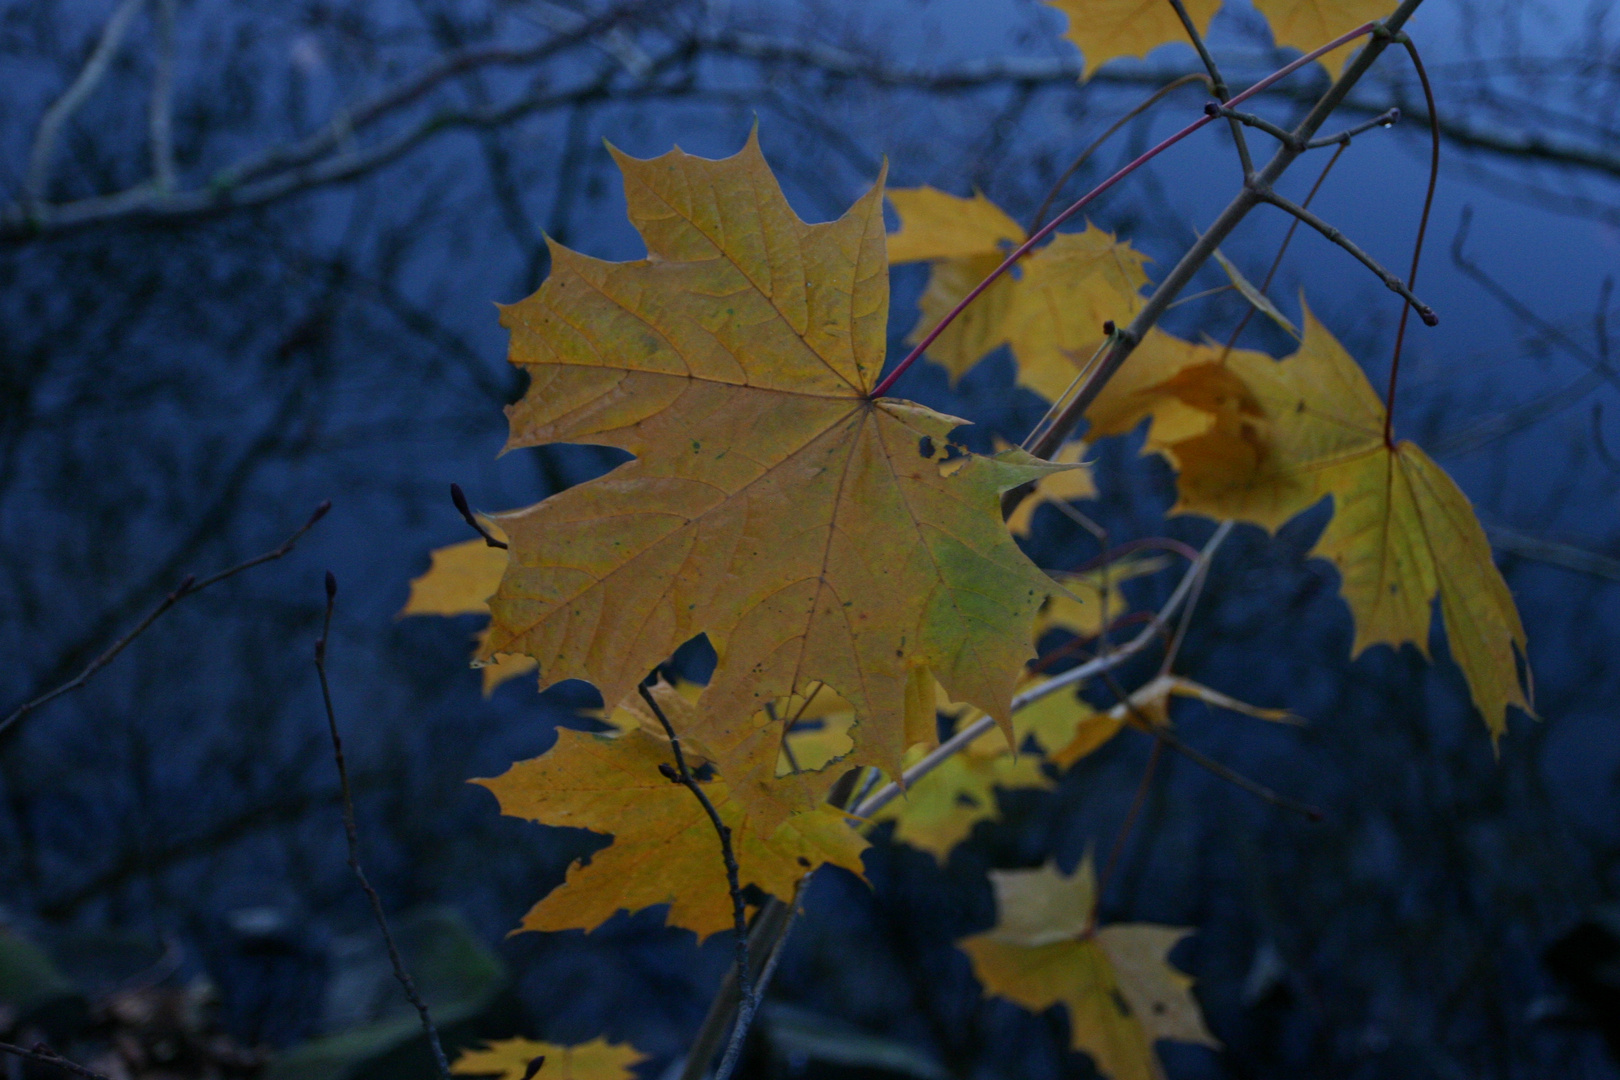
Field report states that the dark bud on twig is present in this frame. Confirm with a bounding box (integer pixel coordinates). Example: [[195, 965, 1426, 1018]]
[[311, 499, 332, 523], [1418, 307, 1439, 327], [522, 1057, 547, 1080], [172, 574, 196, 598], [658, 763, 681, 783], [451, 483, 509, 549], [325, 570, 338, 602], [1203, 101, 1221, 117], [1102, 320, 1116, 336]]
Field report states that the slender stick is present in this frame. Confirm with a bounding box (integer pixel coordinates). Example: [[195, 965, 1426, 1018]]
[[23, 0, 148, 208], [638, 683, 755, 1079], [316, 573, 452, 1080], [1221, 142, 1348, 356], [1027, 73, 1210, 234], [149, 0, 177, 190], [1252, 188, 1437, 324], [1092, 738, 1164, 929], [1383, 34, 1441, 447], [1306, 106, 1401, 149], [0, 1042, 112, 1080], [0, 500, 331, 741], [868, 19, 1383, 401], [1167, 0, 1254, 176], [450, 482, 508, 548]]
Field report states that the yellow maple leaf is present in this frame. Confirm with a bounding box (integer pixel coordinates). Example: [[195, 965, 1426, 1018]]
[[1254, 0, 1394, 78], [401, 529, 537, 695], [452, 1038, 645, 1080], [1133, 308, 1530, 735], [475, 725, 867, 938], [886, 188, 1148, 389], [959, 858, 1217, 1080], [1044, 0, 1221, 81], [486, 132, 1072, 798]]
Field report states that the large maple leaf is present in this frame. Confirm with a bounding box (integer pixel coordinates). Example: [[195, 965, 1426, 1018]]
[[1089, 309, 1530, 735], [484, 132, 1066, 791], [476, 724, 867, 939], [959, 858, 1217, 1080], [886, 187, 1149, 397]]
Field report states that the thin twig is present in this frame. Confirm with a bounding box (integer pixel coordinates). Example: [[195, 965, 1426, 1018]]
[[1251, 188, 1438, 326], [1166, 0, 1252, 175], [149, 0, 177, 190], [23, 0, 147, 208], [450, 483, 508, 548], [0, 1042, 113, 1080], [1383, 34, 1441, 446], [853, 522, 1234, 820], [316, 573, 452, 1080], [1023, 3, 1430, 465], [1207, 104, 1298, 150], [0, 500, 331, 741], [1092, 738, 1163, 930], [639, 683, 754, 1080], [1028, 73, 1210, 234], [1306, 106, 1401, 148], [1221, 142, 1348, 357]]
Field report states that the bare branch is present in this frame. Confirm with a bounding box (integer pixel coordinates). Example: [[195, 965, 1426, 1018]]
[[24, 0, 148, 208], [0, 500, 331, 741], [1306, 106, 1401, 148], [638, 683, 755, 1080], [1026, 0, 1432, 463], [148, 0, 177, 190], [316, 573, 452, 1080], [1252, 187, 1438, 326], [0, 1042, 112, 1080], [1168, 0, 1253, 176]]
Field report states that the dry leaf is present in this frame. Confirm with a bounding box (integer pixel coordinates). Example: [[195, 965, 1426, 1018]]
[[959, 858, 1217, 1080], [452, 1038, 645, 1080], [486, 133, 1072, 799]]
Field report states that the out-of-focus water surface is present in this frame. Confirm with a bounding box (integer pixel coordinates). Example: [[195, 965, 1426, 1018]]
[[2, 0, 1618, 1077]]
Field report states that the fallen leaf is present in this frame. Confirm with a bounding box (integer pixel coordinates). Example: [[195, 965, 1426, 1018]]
[[452, 1038, 645, 1080], [487, 132, 1070, 798], [476, 725, 867, 938], [959, 858, 1217, 1080], [1043, 0, 1221, 81]]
